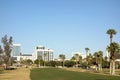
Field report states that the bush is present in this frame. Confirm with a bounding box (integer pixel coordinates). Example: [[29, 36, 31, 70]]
[[64, 60, 75, 67]]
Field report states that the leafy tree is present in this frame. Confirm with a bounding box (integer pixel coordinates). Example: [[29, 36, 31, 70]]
[[64, 60, 75, 67], [21, 59, 33, 65], [1, 35, 13, 69], [0, 46, 3, 55], [46, 61, 57, 67], [34, 59, 44, 67], [0, 46, 3, 65]]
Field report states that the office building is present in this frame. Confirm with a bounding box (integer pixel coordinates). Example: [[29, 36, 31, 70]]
[[11, 44, 21, 61], [33, 45, 54, 61]]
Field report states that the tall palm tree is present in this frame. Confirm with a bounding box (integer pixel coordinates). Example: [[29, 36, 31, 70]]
[[98, 51, 103, 71], [106, 42, 119, 75], [85, 48, 90, 69], [43, 52, 47, 67], [106, 29, 117, 43], [106, 29, 117, 75], [85, 48, 90, 56], [59, 54, 65, 67]]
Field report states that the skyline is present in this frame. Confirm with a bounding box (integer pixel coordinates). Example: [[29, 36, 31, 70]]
[[0, 0, 120, 59]]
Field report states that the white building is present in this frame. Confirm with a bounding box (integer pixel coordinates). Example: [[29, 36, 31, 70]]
[[20, 54, 33, 60], [33, 45, 54, 61]]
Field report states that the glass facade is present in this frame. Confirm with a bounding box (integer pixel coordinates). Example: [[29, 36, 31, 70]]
[[12, 44, 21, 56], [36, 50, 53, 61]]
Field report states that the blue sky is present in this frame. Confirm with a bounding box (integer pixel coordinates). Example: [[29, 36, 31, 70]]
[[0, 0, 120, 59]]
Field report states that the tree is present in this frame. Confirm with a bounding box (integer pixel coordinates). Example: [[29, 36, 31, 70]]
[[1, 35, 13, 69], [79, 55, 82, 64], [106, 42, 120, 75], [98, 51, 103, 71], [85, 48, 90, 56], [74, 53, 79, 67], [59, 54, 65, 67], [64, 60, 75, 67], [85, 47, 90, 69], [93, 52, 99, 71], [0, 46, 3, 65], [86, 53, 93, 66], [43, 52, 47, 67], [106, 29, 117, 43], [0, 46, 3, 55], [38, 55, 42, 68]]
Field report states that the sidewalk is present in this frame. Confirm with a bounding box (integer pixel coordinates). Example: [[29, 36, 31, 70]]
[[0, 68, 30, 80]]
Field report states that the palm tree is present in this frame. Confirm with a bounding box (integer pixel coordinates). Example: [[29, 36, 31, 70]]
[[79, 55, 82, 64], [106, 29, 117, 43], [98, 51, 103, 71], [74, 54, 79, 67], [59, 54, 65, 67], [106, 29, 117, 75], [38, 55, 42, 68], [106, 42, 119, 75], [85, 48, 90, 56], [85, 48, 90, 69], [87, 53, 92, 66], [43, 52, 47, 67], [93, 52, 99, 71]]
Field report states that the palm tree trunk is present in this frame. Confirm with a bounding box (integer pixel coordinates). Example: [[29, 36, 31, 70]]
[[100, 63, 102, 71], [63, 61, 64, 68], [44, 57, 45, 68], [112, 60, 115, 75], [98, 64, 100, 71], [110, 60, 112, 75], [39, 60, 40, 68]]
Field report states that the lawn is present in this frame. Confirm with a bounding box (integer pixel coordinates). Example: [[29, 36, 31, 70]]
[[30, 68, 120, 80]]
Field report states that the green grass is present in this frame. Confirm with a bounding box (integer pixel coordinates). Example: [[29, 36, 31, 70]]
[[30, 68, 120, 80]]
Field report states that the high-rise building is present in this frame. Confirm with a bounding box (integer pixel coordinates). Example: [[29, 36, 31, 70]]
[[12, 44, 21, 56], [33, 45, 54, 61], [11, 44, 21, 61]]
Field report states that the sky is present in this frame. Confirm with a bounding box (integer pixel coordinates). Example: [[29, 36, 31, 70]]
[[0, 0, 120, 59]]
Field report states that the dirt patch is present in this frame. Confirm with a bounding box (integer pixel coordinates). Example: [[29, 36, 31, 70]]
[[0, 68, 30, 80]]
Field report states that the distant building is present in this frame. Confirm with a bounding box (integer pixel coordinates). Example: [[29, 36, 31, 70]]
[[12, 44, 21, 56], [20, 54, 33, 60], [33, 45, 54, 61], [11, 44, 21, 61]]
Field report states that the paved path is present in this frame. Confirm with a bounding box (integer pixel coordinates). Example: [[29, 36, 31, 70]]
[[0, 68, 30, 80]]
